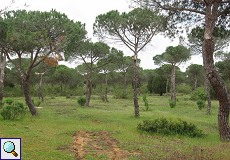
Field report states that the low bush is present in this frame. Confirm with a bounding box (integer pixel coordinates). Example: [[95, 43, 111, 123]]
[[1, 101, 26, 120], [77, 97, 86, 106], [4, 98, 14, 105], [190, 87, 207, 101], [142, 95, 149, 111], [169, 100, 176, 108], [137, 118, 205, 138], [177, 84, 192, 94], [197, 100, 205, 110]]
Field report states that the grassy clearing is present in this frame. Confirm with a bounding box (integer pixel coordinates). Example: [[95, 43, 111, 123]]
[[0, 95, 229, 160]]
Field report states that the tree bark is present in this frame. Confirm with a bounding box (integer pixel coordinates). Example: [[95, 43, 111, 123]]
[[170, 64, 176, 104], [133, 54, 139, 117], [0, 52, 6, 102], [203, 2, 230, 141], [22, 79, 37, 116], [194, 75, 198, 89], [123, 73, 127, 97], [104, 74, 109, 102], [205, 71, 211, 115], [166, 77, 169, 96], [37, 73, 44, 101], [85, 74, 92, 107]]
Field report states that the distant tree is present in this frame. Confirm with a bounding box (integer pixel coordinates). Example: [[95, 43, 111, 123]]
[[153, 45, 190, 105], [186, 64, 204, 90], [215, 52, 230, 82], [69, 41, 112, 107], [160, 64, 172, 95], [53, 65, 75, 91], [216, 60, 230, 83], [115, 53, 133, 97], [94, 8, 168, 117], [147, 68, 167, 96], [3, 10, 86, 115], [187, 27, 230, 54], [97, 48, 121, 102]]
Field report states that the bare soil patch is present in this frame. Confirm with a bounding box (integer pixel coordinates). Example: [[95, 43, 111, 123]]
[[73, 130, 138, 160]]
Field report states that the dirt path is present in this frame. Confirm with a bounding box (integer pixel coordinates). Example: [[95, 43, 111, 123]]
[[73, 130, 137, 160]]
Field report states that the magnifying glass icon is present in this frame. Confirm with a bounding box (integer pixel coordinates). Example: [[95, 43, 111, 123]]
[[3, 141, 18, 157]]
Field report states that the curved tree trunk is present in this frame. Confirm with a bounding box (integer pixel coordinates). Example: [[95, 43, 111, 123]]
[[133, 54, 139, 117], [203, 3, 230, 141], [22, 79, 37, 116]]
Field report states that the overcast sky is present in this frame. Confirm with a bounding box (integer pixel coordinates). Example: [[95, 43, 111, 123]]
[[2, 0, 203, 71]]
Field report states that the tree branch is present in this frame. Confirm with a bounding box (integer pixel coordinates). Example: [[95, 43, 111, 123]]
[[155, 1, 205, 15]]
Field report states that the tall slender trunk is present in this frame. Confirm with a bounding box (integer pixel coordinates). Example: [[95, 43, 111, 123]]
[[194, 75, 198, 89], [104, 75, 109, 102], [203, 3, 230, 141], [166, 77, 169, 96], [170, 64, 176, 103], [37, 73, 44, 101], [22, 79, 37, 116], [123, 73, 127, 97], [0, 52, 6, 102], [85, 73, 92, 107], [133, 54, 139, 117]]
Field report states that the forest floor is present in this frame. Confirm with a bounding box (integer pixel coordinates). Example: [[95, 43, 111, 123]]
[[0, 95, 230, 160]]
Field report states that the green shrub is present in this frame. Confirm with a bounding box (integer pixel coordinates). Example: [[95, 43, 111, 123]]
[[77, 97, 86, 106], [113, 86, 133, 99], [197, 100, 205, 110], [4, 98, 14, 105], [177, 84, 192, 94], [190, 87, 207, 101], [1, 101, 26, 120], [169, 100, 176, 108], [137, 118, 205, 138], [32, 99, 41, 107], [142, 95, 149, 111]]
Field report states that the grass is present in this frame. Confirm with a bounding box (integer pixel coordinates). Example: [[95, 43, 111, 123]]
[[0, 95, 229, 160]]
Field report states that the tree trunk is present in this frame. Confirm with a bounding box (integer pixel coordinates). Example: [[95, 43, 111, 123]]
[[205, 72, 211, 115], [194, 75, 198, 89], [123, 73, 127, 97], [85, 75, 92, 107], [38, 73, 44, 101], [170, 65, 176, 104], [203, 3, 230, 141], [22, 79, 37, 116], [104, 74, 109, 102], [133, 54, 139, 117], [0, 52, 6, 102], [166, 77, 169, 96]]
